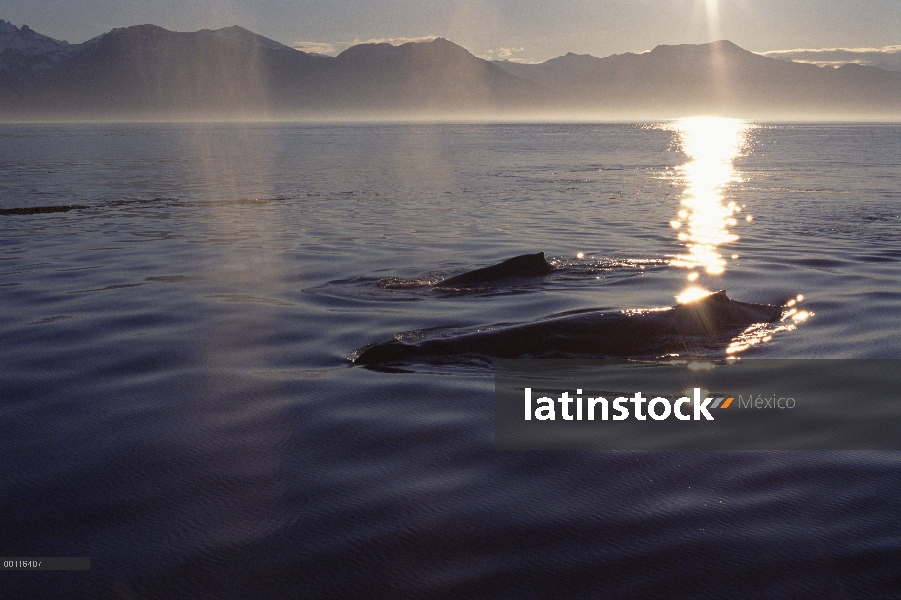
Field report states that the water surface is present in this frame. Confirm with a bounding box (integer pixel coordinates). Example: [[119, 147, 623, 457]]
[[2, 122, 900, 598]]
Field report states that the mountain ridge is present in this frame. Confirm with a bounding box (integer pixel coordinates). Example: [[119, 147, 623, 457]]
[[1, 20, 900, 120], [491, 39, 901, 118], [0, 19, 73, 73]]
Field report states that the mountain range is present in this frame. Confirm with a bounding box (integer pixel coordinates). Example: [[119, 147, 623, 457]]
[[2, 19, 900, 120]]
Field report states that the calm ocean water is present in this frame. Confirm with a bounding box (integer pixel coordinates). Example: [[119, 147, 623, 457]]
[[2, 122, 900, 597]]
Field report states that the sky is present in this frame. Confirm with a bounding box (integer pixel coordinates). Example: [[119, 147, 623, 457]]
[[2, 0, 900, 64]]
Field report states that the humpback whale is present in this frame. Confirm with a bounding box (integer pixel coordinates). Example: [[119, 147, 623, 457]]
[[351, 291, 784, 365], [434, 252, 555, 287]]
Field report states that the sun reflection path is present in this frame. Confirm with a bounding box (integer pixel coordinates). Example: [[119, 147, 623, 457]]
[[669, 117, 751, 301]]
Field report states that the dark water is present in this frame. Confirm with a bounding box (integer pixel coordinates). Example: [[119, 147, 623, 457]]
[[1, 122, 900, 597]]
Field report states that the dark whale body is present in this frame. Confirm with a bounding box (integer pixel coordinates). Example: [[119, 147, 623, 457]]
[[434, 252, 555, 287], [352, 291, 783, 365]]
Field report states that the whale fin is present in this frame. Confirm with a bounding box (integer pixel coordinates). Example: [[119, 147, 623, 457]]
[[674, 290, 729, 308], [673, 290, 782, 328], [434, 252, 555, 288]]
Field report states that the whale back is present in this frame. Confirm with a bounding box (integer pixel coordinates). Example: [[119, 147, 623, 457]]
[[434, 252, 555, 287], [352, 289, 786, 365]]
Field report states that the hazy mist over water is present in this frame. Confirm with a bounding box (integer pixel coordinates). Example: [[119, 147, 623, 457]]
[[2, 121, 901, 597]]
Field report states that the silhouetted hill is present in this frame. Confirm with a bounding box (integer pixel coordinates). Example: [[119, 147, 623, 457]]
[[329, 38, 543, 112], [1, 20, 900, 120], [15, 24, 316, 115], [492, 40, 901, 118], [0, 22, 544, 119]]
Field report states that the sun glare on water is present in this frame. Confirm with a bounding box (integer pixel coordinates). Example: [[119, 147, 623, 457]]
[[669, 116, 751, 302]]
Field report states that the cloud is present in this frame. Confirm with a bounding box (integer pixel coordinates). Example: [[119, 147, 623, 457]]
[[293, 36, 440, 56], [291, 41, 339, 55], [759, 45, 901, 72], [353, 36, 437, 46], [477, 46, 531, 62]]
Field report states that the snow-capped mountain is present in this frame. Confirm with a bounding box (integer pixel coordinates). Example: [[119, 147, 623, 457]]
[[0, 19, 72, 73]]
